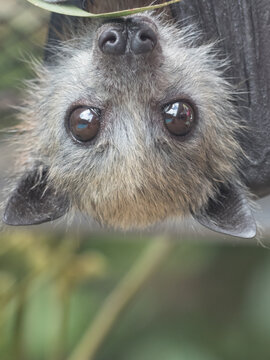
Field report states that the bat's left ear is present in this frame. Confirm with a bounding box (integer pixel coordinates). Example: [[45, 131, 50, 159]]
[[3, 166, 69, 226], [193, 183, 257, 239]]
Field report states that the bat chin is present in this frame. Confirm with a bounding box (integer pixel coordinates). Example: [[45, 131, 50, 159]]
[[92, 211, 167, 231], [86, 194, 185, 230]]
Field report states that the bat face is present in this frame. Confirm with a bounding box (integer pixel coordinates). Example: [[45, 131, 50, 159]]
[[2, 10, 257, 238]]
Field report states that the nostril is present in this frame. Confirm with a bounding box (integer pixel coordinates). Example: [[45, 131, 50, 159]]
[[105, 34, 117, 45], [98, 29, 127, 55], [139, 30, 155, 43], [139, 33, 148, 42], [99, 30, 119, 49], [131, 27, 157, 54]]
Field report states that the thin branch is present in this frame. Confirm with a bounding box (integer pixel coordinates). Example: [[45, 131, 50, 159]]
[[67, 236, 173, 360]]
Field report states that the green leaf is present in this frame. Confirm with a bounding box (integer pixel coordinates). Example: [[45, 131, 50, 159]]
[[26, 0, 181, 18]]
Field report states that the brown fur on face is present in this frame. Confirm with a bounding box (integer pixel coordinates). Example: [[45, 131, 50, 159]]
[[6, 5, 244, 230]]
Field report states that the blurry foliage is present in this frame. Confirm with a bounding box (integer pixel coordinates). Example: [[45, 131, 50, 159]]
[[0, 0, 48, 130], [0, 1, 48, 91], [0, 231, 107, 360], [0, 231, 270, 360]]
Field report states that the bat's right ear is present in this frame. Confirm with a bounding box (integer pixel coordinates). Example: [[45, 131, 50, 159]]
[[3, 167, 69, 226], [193, 183, 257, 239]]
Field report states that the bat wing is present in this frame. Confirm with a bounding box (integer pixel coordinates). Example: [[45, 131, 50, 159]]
[[44, 0, 84, 63], [171, 0, 270, 198]]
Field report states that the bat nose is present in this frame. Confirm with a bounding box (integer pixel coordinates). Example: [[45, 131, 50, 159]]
[[98, 19, 158, 56], [98, 28, 127, 55], [130, 25, 157, 54]]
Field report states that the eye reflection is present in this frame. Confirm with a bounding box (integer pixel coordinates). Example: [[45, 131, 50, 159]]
[[163, 101, 195, 136], [69, 107, 101, 143]]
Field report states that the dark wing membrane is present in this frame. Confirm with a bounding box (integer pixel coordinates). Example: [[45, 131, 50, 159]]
[[44, 0, 84, 63], [170, 0, 270, 197]]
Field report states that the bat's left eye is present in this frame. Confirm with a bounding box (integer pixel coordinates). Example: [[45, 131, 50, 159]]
[[68, 107, 101, 143], [163, 101, 195, 136]]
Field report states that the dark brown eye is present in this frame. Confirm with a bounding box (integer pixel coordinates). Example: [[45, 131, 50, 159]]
[[163, 101, 195, 136], [69, 107, 100, 142]]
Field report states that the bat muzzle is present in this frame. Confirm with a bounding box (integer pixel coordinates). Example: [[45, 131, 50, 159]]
[[98, 17, 158, 56]]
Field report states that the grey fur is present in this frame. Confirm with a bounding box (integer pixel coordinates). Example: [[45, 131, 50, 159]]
[[2, 3, 252, 233]]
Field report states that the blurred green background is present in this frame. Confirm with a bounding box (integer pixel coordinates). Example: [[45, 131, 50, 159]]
[[1, 1, 270, 360]]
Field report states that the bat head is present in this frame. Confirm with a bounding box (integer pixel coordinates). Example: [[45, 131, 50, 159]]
[[3, 12, 256, 238]]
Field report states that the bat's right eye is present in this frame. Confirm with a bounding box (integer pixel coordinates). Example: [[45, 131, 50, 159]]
[[68, 107, 101, 143], [163, 101, 195, 137]]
